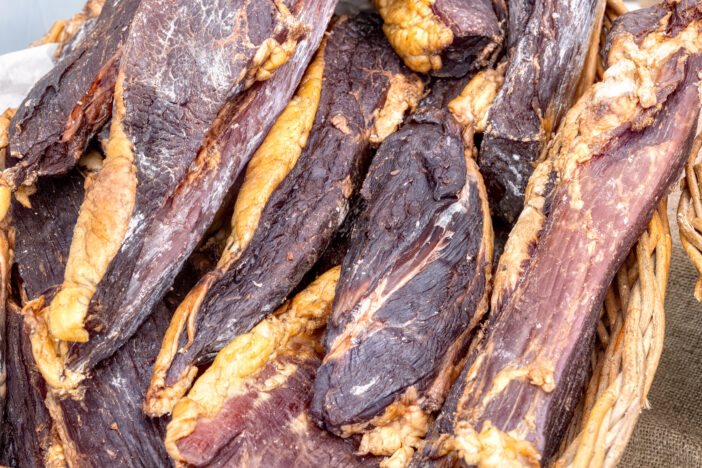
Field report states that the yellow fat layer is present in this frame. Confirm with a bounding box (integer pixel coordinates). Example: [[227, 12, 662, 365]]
[[47, 73, 137, 343], [448, 68, 505, 134], [165, 266, 340, 461], [373, 0, 453, 73], [224, 40, 326, 264], [144, 45, 327, 417], [23, 297, 85, 393], [451, 421, 540, 468]]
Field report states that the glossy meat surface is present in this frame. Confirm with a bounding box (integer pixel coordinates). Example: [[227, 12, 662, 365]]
[[310, 108, 492, 463]]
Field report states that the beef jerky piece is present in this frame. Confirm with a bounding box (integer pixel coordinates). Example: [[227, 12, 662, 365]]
[[370, 0, 504, 76], [372, 0, 506, 76], [310, 108, 493, 466], [414, 3, 702, 465], [505, 0, 534, 50], [145, 13, 424, 416], [24, 0, 318, 392], [143, 41, 329, 417], [6, 169, 171, 467], [165, 268, 379, 467], [56, 0, 334, 387], [478, 0, 606, 223], [5, 306, 60, 468], [14, 303, 172, 468], [48, 0, 304, 348], [4, 0, 140, 189]]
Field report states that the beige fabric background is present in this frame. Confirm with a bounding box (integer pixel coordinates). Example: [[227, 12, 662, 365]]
[[620, 196, 702, 467]]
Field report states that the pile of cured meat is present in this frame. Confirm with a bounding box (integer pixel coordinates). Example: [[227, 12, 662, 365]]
[[1, 0, 701, 467]]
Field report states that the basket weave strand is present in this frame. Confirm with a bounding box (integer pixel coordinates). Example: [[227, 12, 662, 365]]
[[676, 133, 702, 301], [554, 1, 672, 466]]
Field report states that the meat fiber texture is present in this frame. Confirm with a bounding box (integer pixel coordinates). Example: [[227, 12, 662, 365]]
[[146, 13, 423, 414], [414, 2, 702, 466], [478, 0, 605, 223], [22, 0, 336, 391], [373, 0, 506, 77], [165, 268, 379, 468], [4, 170, 171, 467], [172, 336, 379, 468], [5, 0, 140, 189], [310, 108, 492, 464]]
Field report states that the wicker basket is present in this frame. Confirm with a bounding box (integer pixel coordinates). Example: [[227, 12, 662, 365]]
[[676, 133, 702, 301], [553, 1, 672, 466]]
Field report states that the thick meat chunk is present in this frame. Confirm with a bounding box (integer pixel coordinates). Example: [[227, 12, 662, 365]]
[[310, 108, 492, 465], [5, 0, 140, 189], [144, 13, 423, 416], [166, 268, 379, 467], [373, 0, 506, 76], [414, 2, 702, 465], [23, 0, 335, 392], [478, 0, 606, 223], [6, 170, 172, 467]]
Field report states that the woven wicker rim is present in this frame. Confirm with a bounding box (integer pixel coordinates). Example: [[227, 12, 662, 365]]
[[676, 133, 702, 301], [554, 1, 671, 466]]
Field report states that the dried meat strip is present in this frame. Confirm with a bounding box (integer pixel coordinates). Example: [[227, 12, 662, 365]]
[[414, 2, 702, 466], [23, 0, 335, 393], [478, 0, 606, 223], [5, 0, 140, 189], [309, 107, 492, 465], [372, 0, 506, 76], [165, 268, 379, 468], [144, 13, 424, 416], [6, 170, 171, 467]]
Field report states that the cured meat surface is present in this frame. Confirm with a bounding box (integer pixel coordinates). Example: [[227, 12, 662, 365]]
[[6, 169, 173, 467], [373, 0, 506, 76], [23, 0, 336, 392], [145, 13, 423, 415], [0, 112, 14, 421], [166, 269, 379, 468], [478, 0, 605, 223], [310, 108, 492, 464], [5, 0, 140, 189], [414, 2, 702, 465]]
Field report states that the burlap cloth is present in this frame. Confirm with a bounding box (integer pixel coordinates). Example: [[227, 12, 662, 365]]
[[619, 194, 702, 467]]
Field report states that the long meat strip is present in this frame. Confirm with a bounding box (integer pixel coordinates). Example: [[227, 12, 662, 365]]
[[309, 107, 492, 466], [144, 38, 328, 415], [4, 0, 141, 189], [7, 169, 175, 467], [64, 0, 335, 382], [144, 13, 424, 416], [478, 0, 605, 223], [372, 0, 506, 76], [414, 2, 702, 466], [47, 0, 304, 344], [22, 0, 337, 392], [164, 267, 379, 467]]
